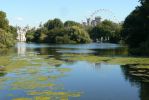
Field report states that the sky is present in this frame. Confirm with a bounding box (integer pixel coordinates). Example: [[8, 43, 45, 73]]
[[0, 0, 140, 27]]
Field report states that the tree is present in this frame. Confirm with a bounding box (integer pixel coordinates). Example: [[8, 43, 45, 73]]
[[34, 27, 48, 43], [47, 28, 66, 43], [44, 18, 64, 30], [9, 25, 17, 39], [45, 26, 91, 44], [89, 20, 121, 43], [64, 21, 83, 28], [26, 27, 36, 42], [32, 18, 91, 44], [0, 29, 14, 48], [0, 11, 15, 48], [0, 11, 9, 31], [121, 0, 149, 55], [66, 26, 91, 43]]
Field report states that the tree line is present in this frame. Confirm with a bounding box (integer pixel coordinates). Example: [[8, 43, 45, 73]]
[[26, 19, 122, 44], [26, 19, 91, 44]]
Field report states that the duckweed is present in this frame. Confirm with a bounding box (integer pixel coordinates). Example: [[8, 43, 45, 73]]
[[62, 54, 149, 66], [57, 68, 72, 73], [1, 51, 149, 100], [13, 98, 32, 100], [108, 57, 149, 65], [11, 80, 54, 90], [62, 54, 110, 63], [28, 91, 81, 100]]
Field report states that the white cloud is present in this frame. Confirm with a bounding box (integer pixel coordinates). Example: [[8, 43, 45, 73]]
[[15, 17, 24, 21]]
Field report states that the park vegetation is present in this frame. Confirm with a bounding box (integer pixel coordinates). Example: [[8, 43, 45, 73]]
[[26, 18, 122, 44], [26, 19, 91, 44], [121, 0, 149, 55], [88, 20, 122, 43], [0, 11, 16, 48]]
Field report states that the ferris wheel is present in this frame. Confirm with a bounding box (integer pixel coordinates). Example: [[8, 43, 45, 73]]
[[86, 9, 119, 23]]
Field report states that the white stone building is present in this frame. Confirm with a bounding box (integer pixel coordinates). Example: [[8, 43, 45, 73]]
[[17, 27, 27, 42]]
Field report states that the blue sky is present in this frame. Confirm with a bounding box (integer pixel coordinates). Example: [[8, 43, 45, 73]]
[[0, 0, 139, 27]]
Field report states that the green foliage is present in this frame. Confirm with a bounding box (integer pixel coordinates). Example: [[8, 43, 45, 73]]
[[46, 28, 66, 43], [44, 18, 64, 30], [66, 26, 91, 43], [34, 27, 48, 43], [56, 35, 73, 44], [31, 19, 91, 44], [46, 26, 91, 43], [27, 18, 122, 44], [121, 0, 149, 55], [0, 29, 14, 48], [0, 11, 15, 48], [64, 20, 83, 28], [9, 25, 17, 39], [89, 20, 122, 43], [0, 11, 9, 31], [26, 27, 36, 42]]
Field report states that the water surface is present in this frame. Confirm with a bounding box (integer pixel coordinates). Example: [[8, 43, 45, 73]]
[[0, 42, 148, 100]]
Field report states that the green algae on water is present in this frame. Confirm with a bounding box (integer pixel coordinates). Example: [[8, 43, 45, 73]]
[[62, 54, 111, 63], [62, 54, 149, 65], [13, 98, 32, 100]]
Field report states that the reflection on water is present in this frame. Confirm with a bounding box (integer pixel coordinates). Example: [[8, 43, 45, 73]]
[[22, 43, 128, 56], [0, 43, 148, 100], [16, 42, 26, 57], [59, 62, 139, 100], [48, 43, 123, 49], [121, 65, 149, 100]]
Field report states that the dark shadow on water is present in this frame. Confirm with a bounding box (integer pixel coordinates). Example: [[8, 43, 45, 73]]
[[121, 65, 149, 100], [93, 47, 128, 57]]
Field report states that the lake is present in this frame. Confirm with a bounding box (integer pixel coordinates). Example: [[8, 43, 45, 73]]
[[0, 42, 148, 100]]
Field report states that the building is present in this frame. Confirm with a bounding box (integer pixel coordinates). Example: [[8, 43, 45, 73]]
[[95, 16, 101, 24], [17, 27, 27, 42], [87, 18, 91, 26], [83, 16, 101, 27], [17, 42, 26, 56]]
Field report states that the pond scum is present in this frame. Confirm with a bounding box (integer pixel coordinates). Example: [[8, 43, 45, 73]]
[[62, 54, 149, 82], [0, 53, 149, 99], [0, 53, 81, 100]]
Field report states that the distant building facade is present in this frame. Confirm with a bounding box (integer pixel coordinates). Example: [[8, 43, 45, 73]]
[[82, 16, 101, 26], [17, 27, 28, 42]]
